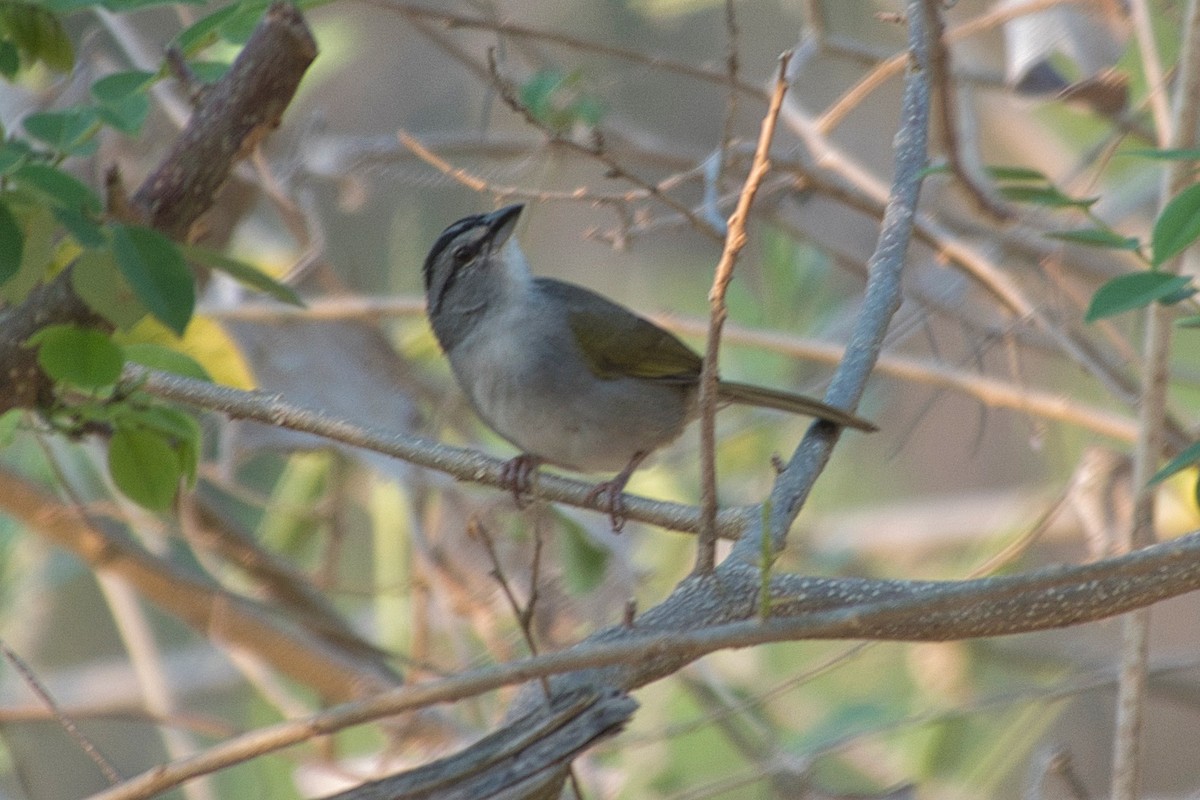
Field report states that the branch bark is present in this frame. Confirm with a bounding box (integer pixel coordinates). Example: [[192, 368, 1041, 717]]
[[0, 1, 316, 415], [87, 525, 1200, 800]]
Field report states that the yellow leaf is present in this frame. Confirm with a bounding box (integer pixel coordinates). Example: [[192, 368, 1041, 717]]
[[115, 315, 255, 390]]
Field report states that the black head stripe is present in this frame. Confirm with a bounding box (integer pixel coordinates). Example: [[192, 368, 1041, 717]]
[[422, 213, 487, 290]]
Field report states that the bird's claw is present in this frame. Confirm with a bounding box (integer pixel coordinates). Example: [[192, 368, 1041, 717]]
[[500, 454, 541, 509], [586, 479, 629, 533]]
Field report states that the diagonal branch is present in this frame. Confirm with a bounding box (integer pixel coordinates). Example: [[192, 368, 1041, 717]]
[[732, 0, 931, 561]]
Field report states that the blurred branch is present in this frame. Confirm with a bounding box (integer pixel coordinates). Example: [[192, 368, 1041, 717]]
[[921, 0, 1013, 220], [375, 0, 771, 102], [1114, 0, 1200, 795], [0, 468, 400, 703], [1, 641, 121, 786], [198, 294, 1141, 443]]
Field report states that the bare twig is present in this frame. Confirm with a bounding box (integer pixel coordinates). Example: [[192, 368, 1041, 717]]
[[134, 368, 755, 537], [921, 0, 1012, 220], [374, 1, 770, 103], [1113, 1, 1200, 796], [718, 0, 741, 187], [484, 49, 726, 242], [733, 0, 930, 561], [818, 0, 1087, 134], [1, 640, 122, 786], [695, 53, 791, 574]]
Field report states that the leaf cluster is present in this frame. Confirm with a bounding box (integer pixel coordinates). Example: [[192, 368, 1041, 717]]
[[0, 0, 304, 511]]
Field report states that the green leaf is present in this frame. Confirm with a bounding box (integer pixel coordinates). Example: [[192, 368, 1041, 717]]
[[0, 200, 53, 303], [1176, 313, 1200, 328], [998, 184, 1097, 208], [0, 2, 74, 72], [172, 0, 318, 54], [109, 223, 195, 335], [102, 0, 207, 10], [12, 162, 100, 213], [23, 107, 98, 155], [0, 198, 24, 284], [986, 165, 1048, 182], [1152, 183, 1200, 266], [1151, 440, 1200, 484], [90, 69, 155, 103], [519, 68, 605, 134], [557, 513, 609, 594], [187, 60, 229, 82], [96, 92, 149, 135], [0, 39, 18, 78], [172, 4, 241, 54], [53, 205, 104, 247], [1085, 271, 1194, 322], [70, 248, 144, 329], [108, 425, 181, 511], [182, 244, 303, 306], [1122, 148, 1200, 161], [128, 403, 200, 485], [30, 323, 123, 388], [218, 1, 273, 44], [0, 408, 22, 447], [1045, 228, 1141, 251], [122, 342, 211, 382], [0, 140, 31, 174]]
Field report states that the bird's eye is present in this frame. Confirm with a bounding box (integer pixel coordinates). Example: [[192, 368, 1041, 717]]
[[451, 245, 472, 262]]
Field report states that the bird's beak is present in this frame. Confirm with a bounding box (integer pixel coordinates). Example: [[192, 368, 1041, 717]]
[[481, 203, 523, 250]]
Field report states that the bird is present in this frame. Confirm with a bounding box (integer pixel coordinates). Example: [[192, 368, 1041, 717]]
[[423, 203, 876, 529]]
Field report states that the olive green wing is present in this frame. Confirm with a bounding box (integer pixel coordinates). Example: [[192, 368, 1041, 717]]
[[537, 278, 701, 382]]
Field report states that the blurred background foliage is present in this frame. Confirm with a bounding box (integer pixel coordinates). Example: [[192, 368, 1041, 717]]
[[0, 0, 1198, 798]]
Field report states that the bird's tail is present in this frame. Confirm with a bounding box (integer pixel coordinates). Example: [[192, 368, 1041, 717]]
[[717, 381, 877, 432]]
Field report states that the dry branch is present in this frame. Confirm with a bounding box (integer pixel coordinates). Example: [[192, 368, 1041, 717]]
[[0, 469, 398, 701]]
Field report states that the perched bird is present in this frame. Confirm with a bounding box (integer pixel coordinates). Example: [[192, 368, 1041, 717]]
[[423, 204, 875, 528]]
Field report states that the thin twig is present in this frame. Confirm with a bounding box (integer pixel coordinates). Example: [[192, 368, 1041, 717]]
[[1113, 0, 1200, 795], [1130, 0, 1173, 138], [695, 52, 791, 574], [373, 0, 770, 103], [2, 640, 123, 786], [397, 129, 645, 206], [485, 49, 726, 242], [817, 0, 1086, 134], [718, 0, 741, 187], [734, 0, 931, 561], [921, 0, 1012, 220], [135, 368, 754, 537], [469, 517, 543, 661]]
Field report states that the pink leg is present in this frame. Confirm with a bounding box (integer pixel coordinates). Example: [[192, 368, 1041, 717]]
[[500, 454, 542, 509], [585, 451, 648, 533]]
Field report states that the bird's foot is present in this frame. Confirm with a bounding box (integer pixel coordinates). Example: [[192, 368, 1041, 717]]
[[585, 451, 648, 533], [586, 478, 630, 533], [500, 454, 542, 509]]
